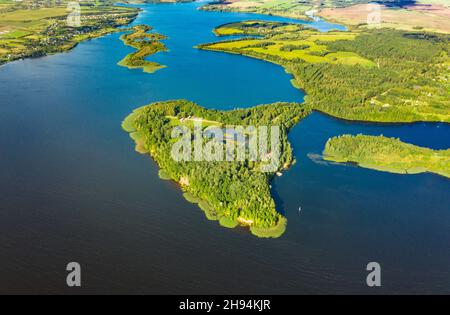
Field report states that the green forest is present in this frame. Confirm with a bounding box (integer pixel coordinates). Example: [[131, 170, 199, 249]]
[[323, 134, 450, 178], [117, 24, 167, 73], [200, 0, 413, 21], [122, 99, 310, 238], [0, 1, 140, 65], [199, 21, 450, 123]]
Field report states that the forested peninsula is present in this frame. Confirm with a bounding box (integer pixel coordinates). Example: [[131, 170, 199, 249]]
[[198, 21, 450, 123], [122, 99, 310, 238], [324, 134, 450, 179]]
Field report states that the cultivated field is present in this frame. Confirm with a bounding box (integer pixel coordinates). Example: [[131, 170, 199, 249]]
[[318, 3, 450, 33], [0, 1, 139, 65], [201, 0, 313, 20]]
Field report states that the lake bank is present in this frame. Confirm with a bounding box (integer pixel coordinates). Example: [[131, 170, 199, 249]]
[[117, 24, 168, 73], [323, 134, 450, 179], [0, 2, 449, 293], [122, 99, 309, 238], [0, 1, 140, 66], [198, 20, 450, 123]]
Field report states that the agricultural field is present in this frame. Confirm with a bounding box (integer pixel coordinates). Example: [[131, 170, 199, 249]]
[[318, 2, 450, 34], [200, 0, 314, 20], [200, 0, 409, 20], [0, 0, 139, 65], [213, 20, 306, 36]]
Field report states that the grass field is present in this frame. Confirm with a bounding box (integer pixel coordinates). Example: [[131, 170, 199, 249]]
[[417, 0, 450, 7], [0, 7, 67, 21], [201, 0, 313, 20], [117, 24, 167, 74], [199, 20, 450, 123], [204, 24, 374, 66], [0, 1, 139, 65]]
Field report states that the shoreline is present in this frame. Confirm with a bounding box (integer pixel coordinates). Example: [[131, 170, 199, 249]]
[[121, 100, 308, 238], [198, 0, 313, 22], [0, 3, 142, 67], [323, 155, 450, 180], [117, 24, 168, 73], [324, 156, 450, 179], [197, 23, 450, 124], [0, 27, 132, 68], [323, 134, 450, 179]]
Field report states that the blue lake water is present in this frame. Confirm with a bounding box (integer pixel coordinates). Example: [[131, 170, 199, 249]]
[[0, 2, 448, 293]]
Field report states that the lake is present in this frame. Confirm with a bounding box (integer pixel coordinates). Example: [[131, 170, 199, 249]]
[[0, 2, 448, 294]]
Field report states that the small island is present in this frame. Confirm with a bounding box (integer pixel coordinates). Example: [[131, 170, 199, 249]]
[[122, 99, 310, 238], [118, 24, 167, 73], [323, 134, 450, 179]]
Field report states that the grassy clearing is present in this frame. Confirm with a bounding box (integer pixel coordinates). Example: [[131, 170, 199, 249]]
[[207, 39, 373, 65], [158, 169, 171, 180], [250, 217, 287, 238], [214, 27, 244, 36], [201, 0, 313, 20], [129, 131, 147, 154], [183, 192, 202, 203], [213, 20, 306, 36], [0, 7, 67, 21]]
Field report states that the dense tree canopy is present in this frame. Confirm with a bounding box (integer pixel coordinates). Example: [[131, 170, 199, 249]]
[[123, 100, 310, 238], [324, 134, 450, 178], [199, 22, 450, 123]]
